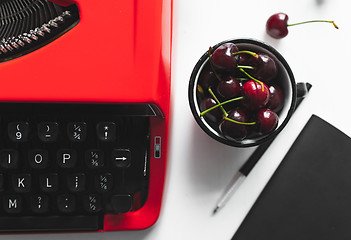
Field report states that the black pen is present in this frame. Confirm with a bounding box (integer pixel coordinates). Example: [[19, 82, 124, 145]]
[[213, 82, 312, 214]]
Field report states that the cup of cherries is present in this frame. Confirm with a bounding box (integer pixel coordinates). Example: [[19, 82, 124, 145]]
[[189, 39, 297, 147]]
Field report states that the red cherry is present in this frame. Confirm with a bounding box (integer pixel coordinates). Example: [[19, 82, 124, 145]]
[[242, 80, 270, 111], [250, 53, 278, 82], [267, 84, 284, 112], [199, 97, 223, 123], [256, 109, 279, 134], [236, 51, 278, 82], [211, 43, 239, 72], [266, 13, 339, 39], [216, 76, 241, 100], [238, 53, 257, 67], [266, 13, 289, 39], [219, 108, 248, 141], [198, 68, 218, 90]]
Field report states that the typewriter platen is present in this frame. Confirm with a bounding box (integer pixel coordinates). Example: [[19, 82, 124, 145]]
[[0, 0, 172, 232]]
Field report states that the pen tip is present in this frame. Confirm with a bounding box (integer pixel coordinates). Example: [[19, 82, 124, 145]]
[[213, 207, 219, 214]]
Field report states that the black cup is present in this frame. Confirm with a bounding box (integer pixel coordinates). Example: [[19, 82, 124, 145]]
[[189, 38, 298, 147]]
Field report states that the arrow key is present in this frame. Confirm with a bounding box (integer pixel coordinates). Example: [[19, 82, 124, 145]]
[[112, 149, 131, 168]]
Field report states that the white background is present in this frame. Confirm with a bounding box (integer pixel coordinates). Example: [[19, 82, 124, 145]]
[[3, 0, 351, 239]]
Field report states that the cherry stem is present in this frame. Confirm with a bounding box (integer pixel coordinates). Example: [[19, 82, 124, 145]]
[[208, 87, 228, 117], [200, 96, 244, 117], [200, 96, 256, 126], [233, 50, 259, 58], [197, 84, 205, 95], [288, 20, 339, 29], [239, 68, 265, 92], [237, 65, 254, 70], [223, 116, 256, 126], [208, 47, 223, 81]]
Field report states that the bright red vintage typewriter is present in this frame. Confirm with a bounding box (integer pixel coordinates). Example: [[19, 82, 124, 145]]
[[0, 0, 172, 232]]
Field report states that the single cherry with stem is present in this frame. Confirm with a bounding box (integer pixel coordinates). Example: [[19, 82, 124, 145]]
[[266, 12, 338, 39]]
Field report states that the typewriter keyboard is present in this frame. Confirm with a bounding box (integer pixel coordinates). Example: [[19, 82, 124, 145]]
[[0, 102, 152, 232]]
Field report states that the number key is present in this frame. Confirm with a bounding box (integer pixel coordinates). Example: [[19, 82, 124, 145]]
[[85, 150, 104, 168], [38, 122, 59, 142], [83, 194, 102, 213], [95, 173, 113, 192], [8, 122, 29, 142], [67, 122, 87, 142]]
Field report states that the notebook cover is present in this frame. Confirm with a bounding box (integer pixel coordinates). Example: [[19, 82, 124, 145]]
[[232, 114, 351, 240]]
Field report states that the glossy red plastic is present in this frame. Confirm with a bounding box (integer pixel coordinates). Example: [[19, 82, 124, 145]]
[[0, 0, 172, 231]]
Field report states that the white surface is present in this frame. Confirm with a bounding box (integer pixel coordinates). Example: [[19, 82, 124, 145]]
[[2, 0, 351, 239]]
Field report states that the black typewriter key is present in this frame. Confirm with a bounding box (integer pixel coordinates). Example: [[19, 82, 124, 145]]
[[95, 173, 113, 192], [67, 173, 86, 192], [112, 149, 131, 168], [3, 195, 22, 214], [12, 174, 31, 193], [57, 149, 77, 168], [85, 150, 104, 168], [57, 194, 76, 213], [96, 122, 116, 142], [30, 194, 49, 214], [67, 122, 87, 142], [110, 194, 133, 213], [83, 194, 102, 213], [8, 122, 29, 142], [39, 173, 58, 192], [38, 122, 59, 142], [28, 149, 49, 169], [0, 149, 19, 169]]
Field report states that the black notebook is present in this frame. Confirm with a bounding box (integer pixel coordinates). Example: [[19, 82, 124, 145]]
[[232, 115, 351, 240]]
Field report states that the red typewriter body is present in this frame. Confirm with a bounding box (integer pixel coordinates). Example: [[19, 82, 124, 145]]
[[0, 0, 172, 232]]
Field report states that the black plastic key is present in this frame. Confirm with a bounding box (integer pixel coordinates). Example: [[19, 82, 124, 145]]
[[0, 149, 19, 169]]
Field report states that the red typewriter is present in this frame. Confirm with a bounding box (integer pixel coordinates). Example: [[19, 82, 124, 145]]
[[0, 0, 172, 232]]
